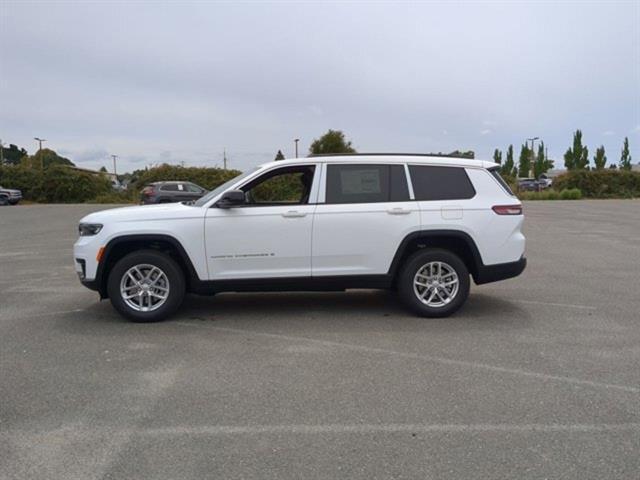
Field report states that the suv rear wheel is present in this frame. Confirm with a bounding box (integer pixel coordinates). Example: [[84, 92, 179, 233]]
[[107, 250, 186, 322], [398, 249, 470, 317]]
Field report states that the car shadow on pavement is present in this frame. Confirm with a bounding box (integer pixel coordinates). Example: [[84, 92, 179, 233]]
[[65, 290, 531, 333]]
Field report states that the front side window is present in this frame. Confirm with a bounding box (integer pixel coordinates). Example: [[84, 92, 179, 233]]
[[326, 164, 409, 204], [242, 165, 316, 205], [409, 165, 475, 201], [185, 183, 204, 193]]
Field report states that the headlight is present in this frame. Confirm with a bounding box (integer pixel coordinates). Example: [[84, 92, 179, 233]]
[[78, 223, 103, 236]]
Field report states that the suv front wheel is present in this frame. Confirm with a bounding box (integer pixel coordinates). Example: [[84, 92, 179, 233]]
[[398, 249, 470, 317], [107, 250, 186, 322]]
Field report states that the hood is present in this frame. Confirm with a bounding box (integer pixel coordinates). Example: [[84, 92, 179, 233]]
[[0, 187, 21, 194], [79, 202, 205, 224]]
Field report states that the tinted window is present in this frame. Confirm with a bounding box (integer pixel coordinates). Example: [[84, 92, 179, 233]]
[[242, 165, 315, 205], [326, 164, 410, 204], [185, 183, 204, 193], [160, 184, 179, 191], [409, 166, 475, 201]]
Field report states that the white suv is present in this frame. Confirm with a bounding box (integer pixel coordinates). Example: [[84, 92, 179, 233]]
[[74, 154, 525, 322]]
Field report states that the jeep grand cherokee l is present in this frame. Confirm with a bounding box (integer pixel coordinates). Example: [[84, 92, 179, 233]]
[[74, 154, 526, 322]]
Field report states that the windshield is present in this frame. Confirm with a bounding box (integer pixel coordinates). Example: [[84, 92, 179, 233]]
[[193, 168, 259, 207]]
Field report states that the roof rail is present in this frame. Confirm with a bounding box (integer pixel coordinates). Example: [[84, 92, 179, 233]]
[[307, 152, 476, 159]]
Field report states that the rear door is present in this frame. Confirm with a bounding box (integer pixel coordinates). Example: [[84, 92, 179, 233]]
[[311, 162, 420, 276]]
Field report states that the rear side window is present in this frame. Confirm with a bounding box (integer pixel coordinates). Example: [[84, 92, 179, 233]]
[[409, 165, 475, 201], [326, 164, 410, 204], [488, 167, 515, 196], [160, 184, 179, 191]]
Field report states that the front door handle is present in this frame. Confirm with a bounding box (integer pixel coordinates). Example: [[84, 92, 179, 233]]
[[386, 208, 411, 215], [282, 210, 307, 218]]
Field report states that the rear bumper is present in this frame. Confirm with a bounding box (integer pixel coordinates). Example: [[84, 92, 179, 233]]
[[474, 256, 527, 285]]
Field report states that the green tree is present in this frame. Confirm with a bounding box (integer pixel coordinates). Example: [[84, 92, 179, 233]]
[[501, 144, 516, 177], [274, 150, 285, 161], [1, 144, 28, 165], [620, 137, 632, 170], [492, 148, 502, 165], [518, 143, 531, 178], [99, 166, 108, 172], [593, 146, 607, 170], [533, 142, 554, 178], [22, 148, 75, 170], [564, 129, 589, 170], [309, 129, 356, 155]]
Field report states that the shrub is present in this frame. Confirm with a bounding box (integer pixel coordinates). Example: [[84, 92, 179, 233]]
[[89, 191, 137, 204], [559, 188, 582, 200], [0, 164, 112, 202], [552, 170, 640, 198], [518, 189, 580, 200]]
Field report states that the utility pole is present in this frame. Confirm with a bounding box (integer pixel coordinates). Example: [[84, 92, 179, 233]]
[[111, 154, 118, 177], [294, 138, 299, 158], [34, 137, 46, 151], [223, 149, 227, 170]]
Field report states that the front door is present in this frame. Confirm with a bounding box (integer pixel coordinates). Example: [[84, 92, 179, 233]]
[[205, 164, 318, 280]]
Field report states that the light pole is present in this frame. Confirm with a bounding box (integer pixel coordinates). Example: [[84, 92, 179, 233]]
[[294, 138, 299, 158], [526, 136, 539, 179], [111, 154, 118, 177], [34, 137, 46, 151], [34, 137, 47, 169]]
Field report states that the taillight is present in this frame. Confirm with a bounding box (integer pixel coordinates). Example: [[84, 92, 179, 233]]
[[492, 205, 523, 215], [142, 186, 155, 196]]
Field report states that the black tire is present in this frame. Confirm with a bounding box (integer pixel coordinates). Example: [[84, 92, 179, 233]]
[[0, 196, 8, 206], [107, 250, 186, 322], [398, 248, 470, 318]]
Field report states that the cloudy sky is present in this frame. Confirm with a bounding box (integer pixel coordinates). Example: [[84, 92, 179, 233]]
[[1, 0, 638, 173]]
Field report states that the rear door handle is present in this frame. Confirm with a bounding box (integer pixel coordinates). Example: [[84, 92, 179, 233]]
[[282, 210, 307, 218], [386, 208, 411, 215]]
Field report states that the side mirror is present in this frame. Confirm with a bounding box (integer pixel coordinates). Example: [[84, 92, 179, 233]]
[[216, 190, 245, 208]]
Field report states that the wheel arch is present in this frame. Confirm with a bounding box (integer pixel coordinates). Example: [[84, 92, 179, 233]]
[[388, 230, 484, 284], [95, 234, 199, 298]]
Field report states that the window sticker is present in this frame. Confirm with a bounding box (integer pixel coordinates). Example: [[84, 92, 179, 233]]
[[340, 169, 381, 195]]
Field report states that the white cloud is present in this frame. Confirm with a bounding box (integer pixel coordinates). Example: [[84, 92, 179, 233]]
[[481, 129, 492, 136], [603, 130, 615, 136]]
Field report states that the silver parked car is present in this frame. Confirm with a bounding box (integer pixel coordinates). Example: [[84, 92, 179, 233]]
[[0, 185, 22, 205]]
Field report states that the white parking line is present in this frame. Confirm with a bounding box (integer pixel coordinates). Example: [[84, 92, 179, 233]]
[[194, 324, 639, 394], [142, 422, 640, 436], [512, 299, 597, 310]]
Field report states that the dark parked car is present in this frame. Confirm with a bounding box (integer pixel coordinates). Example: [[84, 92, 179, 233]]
[[517, 178, 542, 192], [0, 185, 23, 205], [140, 181, 208, 204]]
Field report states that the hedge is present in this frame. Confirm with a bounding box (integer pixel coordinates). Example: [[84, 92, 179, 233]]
[[130, 164, 242, 192], [519, 188, 582, 200], [552, 170, 640, 198], [0, 164, 112, 203]]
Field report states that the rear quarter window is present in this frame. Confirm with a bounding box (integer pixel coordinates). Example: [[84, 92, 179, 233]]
[[488, 168, 515, 196], [409, 165, 476, 201]]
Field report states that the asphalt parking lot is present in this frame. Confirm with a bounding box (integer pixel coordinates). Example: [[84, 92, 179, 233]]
[[1, 201, 639, 479]]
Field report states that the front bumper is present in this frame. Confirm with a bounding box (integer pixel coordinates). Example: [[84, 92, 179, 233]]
[[474, 256, 527, 285]]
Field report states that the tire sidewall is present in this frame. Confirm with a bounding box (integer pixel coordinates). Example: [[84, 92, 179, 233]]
[[398, 249, 470, 317], [107, 250, 186, 322]]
